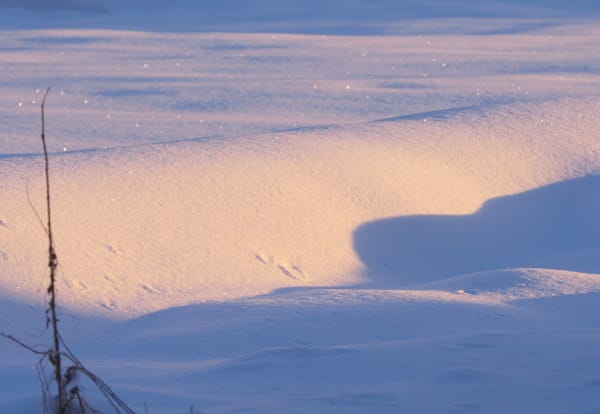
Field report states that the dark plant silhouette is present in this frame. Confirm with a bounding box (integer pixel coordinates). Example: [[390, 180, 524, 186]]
[[1, 88, 136, 414]]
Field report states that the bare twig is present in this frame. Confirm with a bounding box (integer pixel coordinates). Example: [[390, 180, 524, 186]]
[[0, 332, 48, 355], [37, 357, 52, 414], [40, 87, 65, 413], [26, 179, 49, 236], [1, 86, 138, 414], [60, 333, 137, 414]]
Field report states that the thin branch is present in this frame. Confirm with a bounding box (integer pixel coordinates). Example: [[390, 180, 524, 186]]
[[0, 332, 48, 355], [37, 357, 52, 414], [40, 87, 65, 413], [13, 86, 138, 414], [26, 179, 49, 236], [59, 333, 137, 414]]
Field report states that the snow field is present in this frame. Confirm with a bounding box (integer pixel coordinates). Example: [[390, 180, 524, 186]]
[[1, 7, 600, 413]]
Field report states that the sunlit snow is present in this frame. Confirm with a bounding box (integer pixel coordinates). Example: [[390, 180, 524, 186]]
[[1, 1, 600, 413]]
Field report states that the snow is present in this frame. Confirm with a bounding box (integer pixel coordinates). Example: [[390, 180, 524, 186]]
[[1, 1, 600, 413]]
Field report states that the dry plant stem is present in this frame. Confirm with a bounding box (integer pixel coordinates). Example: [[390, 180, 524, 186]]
[[40, 87, 64, 413], [0, 332, 47, 355], [1, 87, 136, 414]]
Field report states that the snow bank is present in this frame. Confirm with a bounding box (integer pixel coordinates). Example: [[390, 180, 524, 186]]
[[2, 4, 600, 413], [2, 97, 600, 318]]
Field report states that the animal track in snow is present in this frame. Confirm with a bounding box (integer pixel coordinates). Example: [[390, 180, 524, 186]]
[[100, 299, 117, 310], [106, 244, 123, 255], [255, 253, 306, 280], [277, 264, 305, 280], [141, 283, 165, 294], [254, 253, 270, 265], [64, 279, 89, 290]]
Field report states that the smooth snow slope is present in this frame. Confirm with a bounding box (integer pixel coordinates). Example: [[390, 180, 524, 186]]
[[2, 98, 600, 317], [1, 2, 600, 413]]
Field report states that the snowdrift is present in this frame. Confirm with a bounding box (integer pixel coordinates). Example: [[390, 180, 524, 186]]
[[2, 98, 600, 318], [2, 4, 600, 412]]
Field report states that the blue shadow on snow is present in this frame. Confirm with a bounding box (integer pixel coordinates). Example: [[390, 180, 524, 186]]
[[353, 175, 600, 285]]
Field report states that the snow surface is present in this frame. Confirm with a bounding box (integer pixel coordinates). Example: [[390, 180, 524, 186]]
[[2, 1, 600, 413]]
